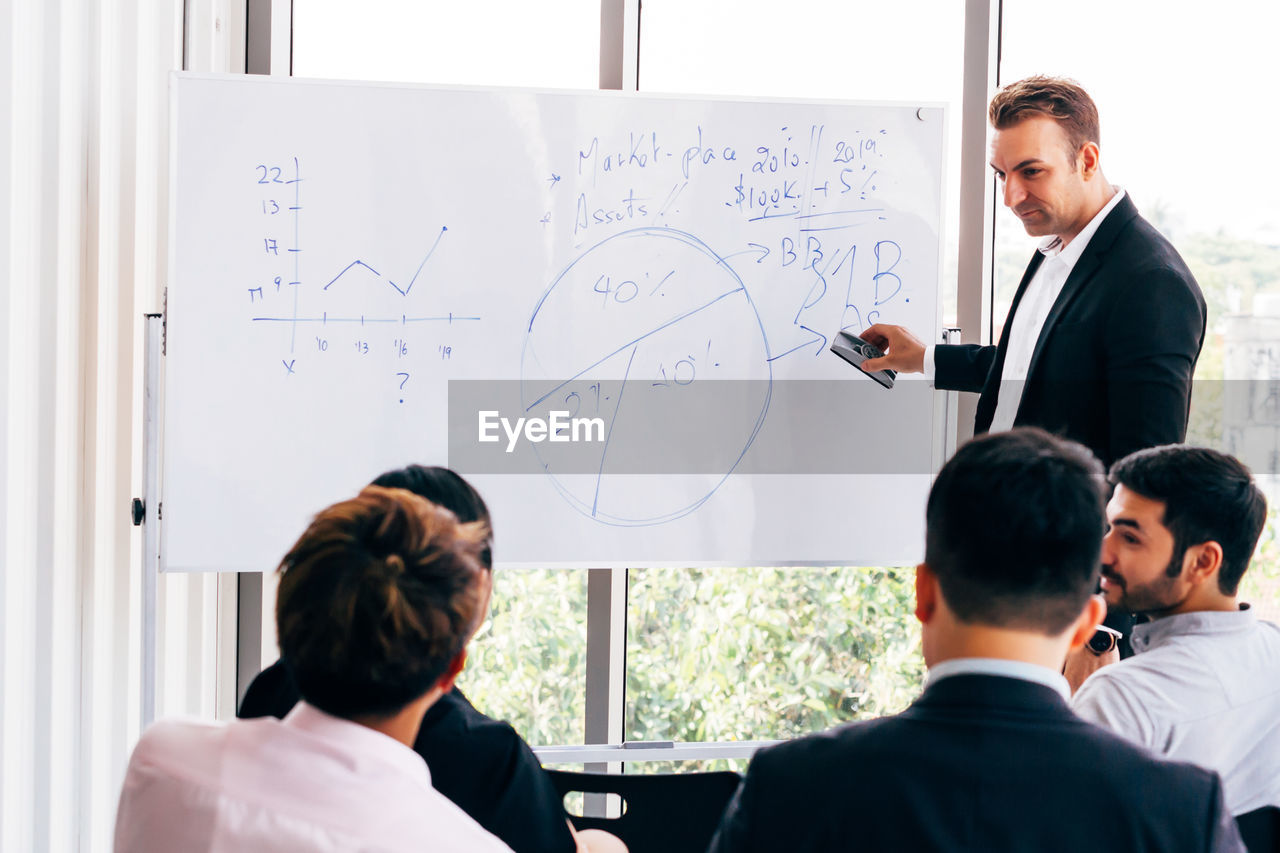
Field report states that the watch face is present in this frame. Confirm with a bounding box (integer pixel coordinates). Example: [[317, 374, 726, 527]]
[[1086, 628, 1119, 654]]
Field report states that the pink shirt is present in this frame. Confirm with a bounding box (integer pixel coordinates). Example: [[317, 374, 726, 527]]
[[114, 702, 513, 853]]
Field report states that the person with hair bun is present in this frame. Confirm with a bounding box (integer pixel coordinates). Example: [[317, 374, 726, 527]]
[[114, 485, 513, 852], [239, 465, 625, 853]]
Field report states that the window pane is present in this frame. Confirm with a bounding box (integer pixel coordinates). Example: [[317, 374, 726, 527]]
[[626, 567, 923, 744], [1244, 509, 1280, 624], [292, 0, 600, 88], [640, 0, 965, 325], [629, 1, 948, 745], [998, 1, 1280, 619], [289, 3, 597, 748], [462, 569, 588, 746]]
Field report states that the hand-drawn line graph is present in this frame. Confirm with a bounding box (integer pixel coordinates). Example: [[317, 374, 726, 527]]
[[252, 313, 481, 325], [251, 209, 480, 341], [522, 227, 773, 526], [323, 226, 448, 296]]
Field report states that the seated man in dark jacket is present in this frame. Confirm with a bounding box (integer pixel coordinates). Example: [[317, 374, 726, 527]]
[[708, 429, 1243, 853], [240, 465, 622, 853]]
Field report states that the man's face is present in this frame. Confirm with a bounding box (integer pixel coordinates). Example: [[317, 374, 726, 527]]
[[1100, 484, 1192, 615], [989, 115, 1091, 240]]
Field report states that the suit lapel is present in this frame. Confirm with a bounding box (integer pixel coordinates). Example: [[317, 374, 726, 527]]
[[1022, 194, 1140, 386]]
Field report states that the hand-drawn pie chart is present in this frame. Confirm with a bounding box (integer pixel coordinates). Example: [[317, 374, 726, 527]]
[[522, 227, 772, 526]]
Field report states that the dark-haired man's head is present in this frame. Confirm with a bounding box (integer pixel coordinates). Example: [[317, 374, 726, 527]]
[[1102, 446, 1266, 616], [275, 485, 491, 723], [918, 429, 1108, 667], [370, 465, 493, 568]]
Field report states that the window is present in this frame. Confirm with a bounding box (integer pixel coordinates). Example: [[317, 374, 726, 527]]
[[998, 0, 1280, 619], [285, 2, 957, 756], [462, 569, 590, 746], [624, 0, 961, 751], [640, 0, 966, 325], [288, 0, 602, 748], [292, 0, 600, 88], [627, 566, 921, 756]]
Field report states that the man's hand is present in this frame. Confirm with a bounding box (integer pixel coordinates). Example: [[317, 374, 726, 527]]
[[859, 324, 926, 374], [570, 821, 629, 853], [1064, 643, 1119, 695]]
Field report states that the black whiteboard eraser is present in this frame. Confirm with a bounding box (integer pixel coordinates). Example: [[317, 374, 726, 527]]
[[830, 330, 896, 389]]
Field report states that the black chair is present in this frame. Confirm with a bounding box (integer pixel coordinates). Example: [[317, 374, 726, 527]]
[[546, 769, 742, 853], [1237, 806, 1280, 853]]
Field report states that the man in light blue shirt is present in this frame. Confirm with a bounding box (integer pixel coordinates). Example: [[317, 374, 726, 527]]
[[1073, 445, 1280, 816]]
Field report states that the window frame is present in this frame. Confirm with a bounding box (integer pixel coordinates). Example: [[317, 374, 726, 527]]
[[231, 0, 1004, 766]]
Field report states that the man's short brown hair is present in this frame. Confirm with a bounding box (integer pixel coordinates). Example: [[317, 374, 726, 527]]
[[276, 485, 490, 718], [989, 75, 1100, 158]]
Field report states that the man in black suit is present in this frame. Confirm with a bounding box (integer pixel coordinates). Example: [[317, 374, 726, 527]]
[[707, 429, 1243, 853], [861, 76, 1205, 470]]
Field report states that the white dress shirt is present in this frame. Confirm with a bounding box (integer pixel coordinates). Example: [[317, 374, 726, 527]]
[[114, 702, 514, 853], [925, 656, 1071, 700], [1072, 607, 1280, 815], [925, 189, 1127, 433]]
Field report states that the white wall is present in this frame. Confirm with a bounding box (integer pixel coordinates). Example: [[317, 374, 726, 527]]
[[0, 2, 191, 850]]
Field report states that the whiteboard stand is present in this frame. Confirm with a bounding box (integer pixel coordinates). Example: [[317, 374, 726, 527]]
[[535, 740, 776, 765], [236, 573, 265, 707], [582, 567, 627, 816], [134, 312, 164, 730], [941, 327, 963, 460]]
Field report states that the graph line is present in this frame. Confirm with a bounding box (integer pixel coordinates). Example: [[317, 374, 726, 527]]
[[390, 226, 447, 296], [290, 157, 301, 353], [253, 314, 480, 324], [322, 226, 448, 297], [524, 285, 745, 412], [324, 260, 380, 289], [592, 345, 637, 518]]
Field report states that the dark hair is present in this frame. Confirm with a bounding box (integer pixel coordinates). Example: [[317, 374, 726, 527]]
[[370, 465, 493, 568], [925, 429, 1106, 634], [1109, 446, 1267, 595], [989, 75, 1100, 158], [275, 485, 490, 719]]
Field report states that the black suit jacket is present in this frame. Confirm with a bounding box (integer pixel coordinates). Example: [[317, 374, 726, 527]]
[[238, 660, 576, 853], [708, 674, 1243, 853], [935, 195, 1206, 468]]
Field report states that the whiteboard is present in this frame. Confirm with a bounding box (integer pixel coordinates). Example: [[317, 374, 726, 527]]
[[163, 73, 946, 571]]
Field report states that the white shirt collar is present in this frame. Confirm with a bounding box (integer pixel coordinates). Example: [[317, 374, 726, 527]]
[[1036, 187, 1127, 267], [925, 656, 1071, 701], [283, 701, 431, 784], [1131, 605, 1257, 655]]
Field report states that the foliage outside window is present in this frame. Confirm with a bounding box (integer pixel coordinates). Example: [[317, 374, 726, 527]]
[[462, 569, 589, 747], [625, 567, 922, 744], [463, 566, 924, 759]]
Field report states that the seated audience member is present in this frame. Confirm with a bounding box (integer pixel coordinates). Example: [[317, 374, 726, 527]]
[[708, 429, 1244, 853], [115, 485, 510, 851], [239, 466, 623, 853], [1072, 445, 1280, 815]]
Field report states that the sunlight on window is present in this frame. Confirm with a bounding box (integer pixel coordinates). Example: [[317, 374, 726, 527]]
[[293, 0, 600, 88], [640, 0, 964, 326], [999, 0, 1280, 619]]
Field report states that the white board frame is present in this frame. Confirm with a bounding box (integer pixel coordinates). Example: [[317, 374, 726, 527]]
[[160, 72, 950, 573]]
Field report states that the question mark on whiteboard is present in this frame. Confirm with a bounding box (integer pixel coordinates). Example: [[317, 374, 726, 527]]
[[396, 372, 410, 403]]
